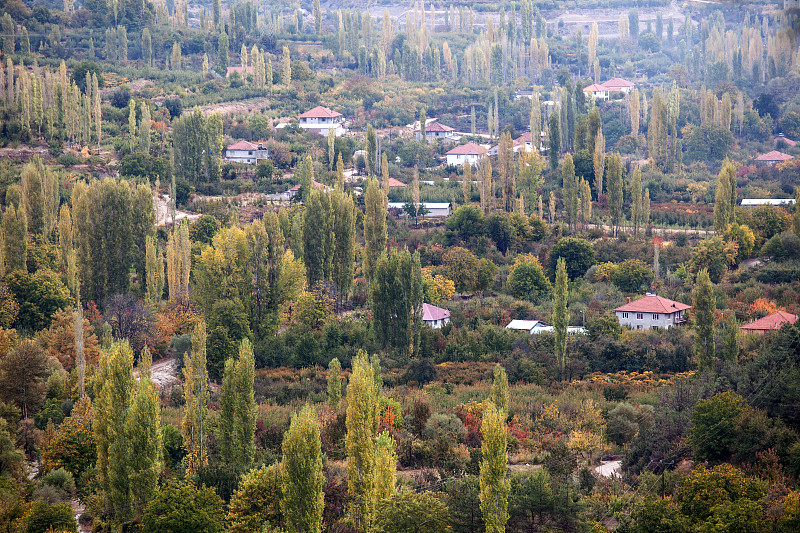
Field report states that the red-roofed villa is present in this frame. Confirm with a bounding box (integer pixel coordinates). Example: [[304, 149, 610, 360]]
[[225, 140, 270, 164], [614, 293, 691, 330], [445, 143, 488, 166], [387, 178, 406, 188], [602, 78, 635, 94], [583, 83, 610, 100], [756, 150, 794, 166], [297, 106, 346, 137], [740, 311, 797, 334], [422, 303, 450, 329], [416, 119, 460, 142]]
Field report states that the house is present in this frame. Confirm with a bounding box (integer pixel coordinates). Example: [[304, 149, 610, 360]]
[[225, 140, 270, 164], [417, 120, 460, 142], [514, 131, 547, 153], [740, 311, 797, 334], [755, 150, 794, 166], [505, 320, 586, 335], [297, 106, 346, 137], [287, 180, 333, 199], [387, 178, 406, 188], [614, 294, 691, 331], [387, 202, 453, 218], [601, 78, 635, 94], [583, 83, 610, 101], [740, 198, 796, 207], [445, 143, 488, 166], [774, 134, 797, 147], [422, 303, 450, 328], [226, 66, 255, 78]]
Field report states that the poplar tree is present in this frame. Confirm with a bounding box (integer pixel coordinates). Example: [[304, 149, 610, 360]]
[[593, 131, 605, 195], [139, 101, 151, 154], [328, 127, 336, 170], [552, 257, 568, 379], [141, 29, 152, 67], [714, 161, 736, 233], [419, 107, 427, 142], [374, 431, 397, 504], [281, 405, 325, 533], [96, 341, 136, 521], [233, 339, 256, 468], [629, 88, 640, 135], [183, 321, 209, 474], [463, 162, 472, 204], [303, 188, 335, 287], [561, 154, 578, 231], [282, 46, 291, 84], [166, 222, 191, 300], [128, 346, 162, 517], [630, 165, 643, 237], [128, 99, 136, 151], [363, 179, 387, 281], [366, 124, 377, 175], [327, 357, 342, 405], [499, 132, 515, 212], [480, 402, 509, 533], [21, 156, 59, 239], [722, 312, 739, 363], [145, 235, 164, 304], [346, 351, 378, 532], [313, 0, 322, 34], [491, 365, 508, 414], [3, 204, 27, 272], [548, 112, 560, 170], [247, 212, 284, 337], [579, 178, 592, 223], [218, 33, 229, 73], [332, 189, 356, 308], [267, 59, 273, 93], [693, 269, 715, 370], [606, 153, 624, 236], [219, 357, 236, 465]]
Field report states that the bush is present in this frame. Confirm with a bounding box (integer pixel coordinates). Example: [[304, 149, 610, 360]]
[[142, 480, 226, 533]]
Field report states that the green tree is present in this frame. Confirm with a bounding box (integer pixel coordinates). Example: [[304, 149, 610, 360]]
[[128, 346, 162, 517], [688, 237, 738, 283], [507, 257, 551, 302], [331, 189, 356, 308], [227, 464, 282, 533], [3, 204, 27, 273], [547, 237, 595, 280], [142, 479, 225, 533], [23, 502, 77, 533], [282, 46, 291, 84], [372, 249, 423, 353], [548, 112, 560, 170], [722, 312, 739, 363], [607, 153, 624, 236], [145, 235, 164, 304], [630, 165, 643, 236], [419, 107, 427, 142], [142, 29, 152, 66], [346, 351, 378, 532], [611, 259, 654, 293], [281, 404, 325, 533], [0, 339, 48, 419], [374, 430, 397, 504], [480, 402, 510, 533], [366, 124, 377, 174], [693, 269, 715, 370], [183, 321, 209, 474], [689, 392, 747, 463], [303, 187, 335, 287], [373, 490, 451, 533], [561, 154, 578, 231], [491, 365, 508, 414], [363, 179, 387, 281], [21, 157, 59, 239], [552, 257, 568, 379], [218, 33, 229, 74], [327, 357, 342, 406]]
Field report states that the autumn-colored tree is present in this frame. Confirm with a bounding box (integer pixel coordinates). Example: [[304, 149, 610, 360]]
[[346, 351, 378, 532], [0, 339, 48, 418], [606, 153, 624, 235], [553, 257, 568, 379], [491, 365, 508, 414], [281, 404, 325, 533], [128, 346, 162, 516], [182, 321, 208, 474], [693, 269, 715, 370], [41, 398, 95, 479], [327, 357, 342, 406], [480, 402, 509, 533], [227, 464, 282, 533], [374, 430, 397, 504], [421, 267, 455, 304], [44, 308, 100, 372]]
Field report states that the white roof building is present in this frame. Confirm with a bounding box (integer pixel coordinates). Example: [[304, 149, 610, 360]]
[[387, 202, 452, 218], [506, 320, 586, 335], [740, 198, 796, 207]]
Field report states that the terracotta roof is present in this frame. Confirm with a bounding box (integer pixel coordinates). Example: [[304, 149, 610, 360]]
[[387, 178, 406, 187], [289, 180, 331, 192], [740, 311, 798, 331], [446, 142, 488, 156], [614, 295, 692, 313], [227, 140, 258, 151], [298, 106, 342, 119], [756, 150, 794, 162], [584, 83, 608, 92], [422, 303, 450, 322], [226, 66, 255, 77], [603, 77, 635, 88], [774, 136, 797, 147], [426, 121, 455, 132]]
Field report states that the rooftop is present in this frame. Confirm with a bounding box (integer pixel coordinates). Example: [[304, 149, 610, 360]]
[[756, 150, 794, 162], [422, 303, 450, 322], [298, 106, 343, 119], [584, 83, 608, 92], [506, 319, 548, 330], [387, 178, 406, 187], [740, 311, 798, 331], [446, 142, 488, 156], [425, 121, 455, 132], [227, 140, 259, 151], [602, 77, 635, 88], [774, 135, 797, 147], [614, 294, 692, 314], [741, 198, 796, 206]]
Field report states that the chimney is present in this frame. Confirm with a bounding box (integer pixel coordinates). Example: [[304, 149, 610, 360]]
[[626, 297, 631, 304]]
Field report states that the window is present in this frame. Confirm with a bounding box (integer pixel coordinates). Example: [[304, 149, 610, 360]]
[[652, 325, 659, 331], [652, 314, 659, 320], [622, 312, 628, 319], [636, 313, 643, 320]]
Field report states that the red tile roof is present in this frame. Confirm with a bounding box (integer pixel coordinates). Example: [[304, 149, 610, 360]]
[[298, 106, 342, 119], [426, 121, 455, 132], [603, 77, 635, 88], [774, 136, 797, 147], [756, 150, 794, 162], [387, 178, 406, 187], [422, 303, 450, 321], [584, 83, 608, 92], [227, 140, 258, 151], [446, 142, 487, 156], [740, 311, 798, 331], [614, 295, 692, 314]]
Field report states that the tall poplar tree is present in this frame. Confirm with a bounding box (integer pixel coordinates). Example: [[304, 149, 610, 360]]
[[552, 257, 568, 379], [722, 312, 739, 363], [363, 179, 387, 281], [374, 431, 397, 504], [2, 204, 27, 273], [693, 269, 715, 370], [282, 46, 291, 84], [491, 365, 508, 414], [183, 321, 209, 474], [561, 154, 578, 231], [480, 402, 509, 533], [346, 351, 378, 532], [128, 346, 162, 517], [606, 153, 624, 236], [145, 235, 164, 304], [366, 124, 377, 175], [548, 111, 560, 170], [630, 165, 643, 237], [332, 189, 356, 308], [281, 404, 325, 533], [327, 357, 342, 406], [593, 131, 605, 196]]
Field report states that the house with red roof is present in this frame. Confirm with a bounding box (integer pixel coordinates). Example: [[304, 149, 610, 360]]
[[387, 178, 406, 188], [225, 140, 270, 164], [774, 134, 797, 147], [602, 78, 635, 94], [755, 150, 794, 166], [445, 143, 488, 166], [416, 120, 460, 142], [614, 293, 691, 331], [287, 180, 333, 200], [740, 311, 797, 334], [422, 303, 450, 329], [583, 83, 610, 101], [297, 106, 346, 137]]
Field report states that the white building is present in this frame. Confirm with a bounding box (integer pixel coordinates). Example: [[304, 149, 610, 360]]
[[387, 202, 453, 218], [614, 294, 691, 331], [422, 303, 450, 328], [602, 78, 635, 95], [225, 140, 270, 165], [505, 320, 587, 335], [740, 198, 796, 207], [417, 120, 460, 142], [297, 106, 346, 137], [445, 143, 488, 166], [583, 83, 610, 101]]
